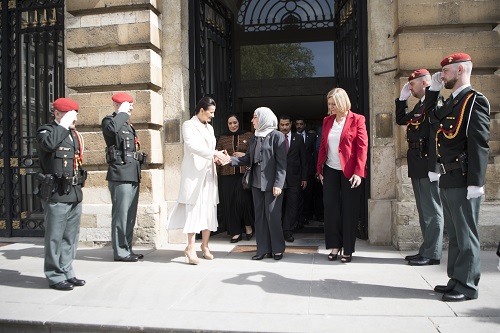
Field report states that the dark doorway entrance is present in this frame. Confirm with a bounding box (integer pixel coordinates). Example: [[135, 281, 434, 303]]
[[0, 0, 65, 237], [234, 0, 368, 238], [189, 0, 369, 238]]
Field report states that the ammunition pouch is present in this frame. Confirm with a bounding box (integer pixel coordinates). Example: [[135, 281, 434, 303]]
[[105, 146, 118, 164], [36, 173, 56, 201], [408, 138, 428, 158], [139, 152, 148, 165]]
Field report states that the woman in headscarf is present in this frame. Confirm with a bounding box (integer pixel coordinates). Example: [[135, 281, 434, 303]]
[[231, 107, 287, 260], [216, 115, 255, 243]]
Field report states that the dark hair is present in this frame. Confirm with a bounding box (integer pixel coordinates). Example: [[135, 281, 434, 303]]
[[227, 114, 239, 122], [193, 96, 216, 116], [278, 114, 291, 122], [295, 118, 306, 123]]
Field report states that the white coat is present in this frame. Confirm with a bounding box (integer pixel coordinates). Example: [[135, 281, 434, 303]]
[[175, 115, 219, 205], [168, 115, 219, 229]]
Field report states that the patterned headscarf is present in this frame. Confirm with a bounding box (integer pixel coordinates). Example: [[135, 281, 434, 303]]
[[254, 107, 277, 137]]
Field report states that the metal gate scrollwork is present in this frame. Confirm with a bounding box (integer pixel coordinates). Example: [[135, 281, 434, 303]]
[[189, 0, 234, 136], [0, 0, 65, 237]]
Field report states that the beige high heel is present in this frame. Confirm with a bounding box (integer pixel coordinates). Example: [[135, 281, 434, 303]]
[[201, 245, 214, 260], [184, 247, 199, 265]]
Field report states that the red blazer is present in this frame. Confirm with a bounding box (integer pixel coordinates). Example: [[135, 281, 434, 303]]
[[317, 110, 368, 179]]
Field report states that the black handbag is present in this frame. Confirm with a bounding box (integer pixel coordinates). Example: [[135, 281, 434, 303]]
[[241, 166, 252, 190]]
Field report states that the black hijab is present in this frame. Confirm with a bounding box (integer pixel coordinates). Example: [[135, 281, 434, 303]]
[[223, 114, 246, 137]]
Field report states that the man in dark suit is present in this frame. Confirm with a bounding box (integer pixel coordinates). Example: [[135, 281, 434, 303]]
[[102, 93, 146, 262], [36, 97, 87, 291], [295, 118, 316, 227], [426, 53, 490, 302], [395, 69, 444, 266], [279, 115, 307, 242]]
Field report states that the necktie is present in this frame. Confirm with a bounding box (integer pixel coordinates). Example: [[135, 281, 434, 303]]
[[285, 134, 289, 153], [302, 132, 306, 142]]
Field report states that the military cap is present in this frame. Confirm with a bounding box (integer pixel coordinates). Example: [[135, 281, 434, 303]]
[[408, 69, 430, 81], [112, 92, 134, 103], [440, 53, 472, 67], [53, 98, 79, 112]]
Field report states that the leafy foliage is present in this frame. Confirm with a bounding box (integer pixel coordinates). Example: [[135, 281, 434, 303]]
[[241, 43, 316, 80]]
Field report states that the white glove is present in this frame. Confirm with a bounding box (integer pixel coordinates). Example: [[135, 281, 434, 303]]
[[428, 171, 441, 182], [59, 110, 77, 129], [429, 72, 444, 91], [467, 186, 484, 199], [118, 101, 131, 113], [399, 82, 411, 101]]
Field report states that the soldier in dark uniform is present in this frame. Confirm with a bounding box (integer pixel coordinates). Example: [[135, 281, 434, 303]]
[[36, 97, 87, 291], [395, 69, 444, 266], [426, 53, 490, 302], [102, 93, 146, 262]]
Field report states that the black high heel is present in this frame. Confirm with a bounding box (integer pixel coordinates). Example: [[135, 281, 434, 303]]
[[251, 253, 272, 260], [245, 232, 253, 240], [340, 254, 351, 263], [327, 248, 341, 261], [273, 253, 283, 260], [230, 235, 242, 243]]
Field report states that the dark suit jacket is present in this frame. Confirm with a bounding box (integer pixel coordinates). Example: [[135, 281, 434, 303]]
[[231, 130, 287, 191], [317, 111, 368, 179], [284, 132, 307, 188], [425, 86, 490, 188], [297, 131, 316, 177], [101, 112, 141, 183]]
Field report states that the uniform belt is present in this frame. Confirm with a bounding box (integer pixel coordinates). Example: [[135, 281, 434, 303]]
[[408, 142, 420, 149], [439, 161, 461, 175], [70, 175, 85, 185], [124, 152, 139, 160]]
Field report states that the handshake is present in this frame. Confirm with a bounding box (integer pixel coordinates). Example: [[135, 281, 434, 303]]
[[214, 150, 231, 166]]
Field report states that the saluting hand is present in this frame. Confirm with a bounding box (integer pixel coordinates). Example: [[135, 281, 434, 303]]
[[430, 72, 444, 91], [399, 82, 411, 101]]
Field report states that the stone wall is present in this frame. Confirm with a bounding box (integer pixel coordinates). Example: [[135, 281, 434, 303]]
[[63, 0, 499, 250], [65, 0, 168, 248], [368, 0, 500, 249]]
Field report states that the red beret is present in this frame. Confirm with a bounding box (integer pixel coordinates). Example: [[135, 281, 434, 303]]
[[112, 92, 133, 103], [53, 98, 79, 112], [408, 69, 430, 81], [440, 53, 472, 67]]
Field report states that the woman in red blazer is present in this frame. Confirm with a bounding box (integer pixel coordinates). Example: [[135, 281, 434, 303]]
[[317, 88, 368, 263]]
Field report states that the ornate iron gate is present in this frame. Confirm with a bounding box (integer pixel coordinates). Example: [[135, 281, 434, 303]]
[[189, 0, 234, 136], [334, 0, 369, 238], [0, 0, 65, 237]]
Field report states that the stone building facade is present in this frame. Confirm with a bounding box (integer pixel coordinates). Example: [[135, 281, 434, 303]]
[[58, 0, 499, 249]]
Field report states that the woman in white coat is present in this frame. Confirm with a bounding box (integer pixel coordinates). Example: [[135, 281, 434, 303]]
[[168, 96, 230, 264]]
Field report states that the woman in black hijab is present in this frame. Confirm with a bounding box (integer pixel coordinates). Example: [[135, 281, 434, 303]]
[[216, 115, 255, 243]]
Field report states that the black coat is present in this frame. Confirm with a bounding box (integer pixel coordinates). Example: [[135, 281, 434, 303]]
[[425, 87, 490, 188], [102, 112, 141, 183], [36, 122, 83, 203], [395, 97, 441, 178], [285, 132, 308, 188]]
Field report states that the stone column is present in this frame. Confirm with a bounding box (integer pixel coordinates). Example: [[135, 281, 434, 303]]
[[65, 0, 166, 247], [372, 0, 500, 249], [160, 0, 191, 244]]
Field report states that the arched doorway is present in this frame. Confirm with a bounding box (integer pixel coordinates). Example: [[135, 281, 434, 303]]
[[189, 0, 369, 238]]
